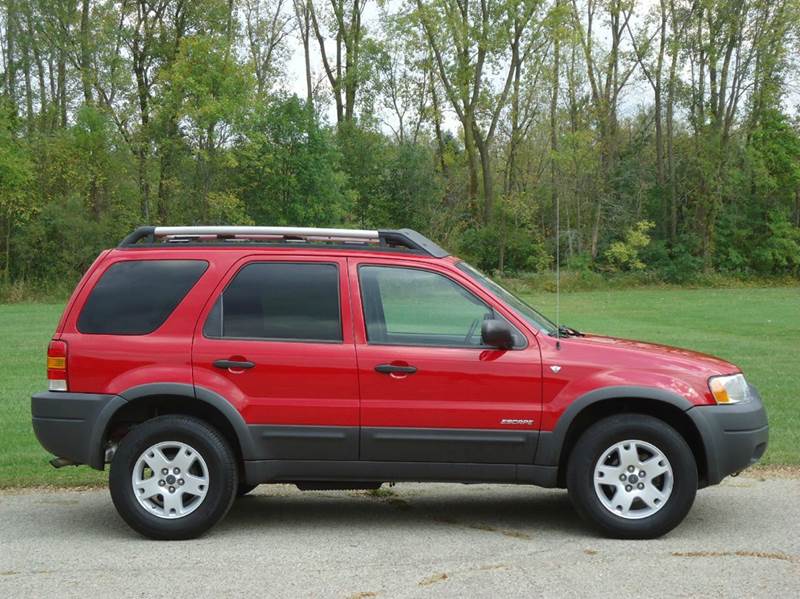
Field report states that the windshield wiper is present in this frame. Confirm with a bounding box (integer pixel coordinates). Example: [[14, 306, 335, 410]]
[[551, 325, 584, 338]]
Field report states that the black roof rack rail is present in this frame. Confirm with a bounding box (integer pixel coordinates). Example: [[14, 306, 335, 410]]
[[377, 229, 448, 258], [118, 226, 449, 258]]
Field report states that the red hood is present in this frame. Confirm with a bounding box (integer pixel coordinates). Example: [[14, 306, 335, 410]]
[[571, 333, 739, 376]]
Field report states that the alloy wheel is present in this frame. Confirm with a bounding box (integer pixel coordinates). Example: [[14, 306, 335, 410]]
[[131, 441, 210, 519], [593, 439, 674, 520]]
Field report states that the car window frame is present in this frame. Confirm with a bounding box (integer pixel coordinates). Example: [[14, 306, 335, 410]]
[[356, 263, 527, 350], [202, 260, 344, 345]]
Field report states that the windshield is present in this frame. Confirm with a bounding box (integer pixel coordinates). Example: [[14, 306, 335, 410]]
[[456, 261, 558, 335]]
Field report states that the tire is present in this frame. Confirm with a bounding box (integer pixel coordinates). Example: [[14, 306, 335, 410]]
[[566, 414, 697, 539], [236, 484, 258, 497], [109, 415, 238, 540]]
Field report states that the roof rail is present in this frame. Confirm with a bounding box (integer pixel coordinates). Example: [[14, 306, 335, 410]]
[[118, 226, 449, 258]]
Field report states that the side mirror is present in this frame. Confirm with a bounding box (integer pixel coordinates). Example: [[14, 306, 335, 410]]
[[481, 319, 515, 349]]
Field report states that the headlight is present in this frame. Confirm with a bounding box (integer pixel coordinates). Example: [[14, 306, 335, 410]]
[[708, 374, 752, 404]]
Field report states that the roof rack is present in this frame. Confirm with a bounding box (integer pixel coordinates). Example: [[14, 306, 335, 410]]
[[118, 226, 449, 258]]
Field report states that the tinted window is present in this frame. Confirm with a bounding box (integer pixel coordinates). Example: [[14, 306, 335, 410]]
[[78, 260, 207, 335], [359, 266, 522, 347], [204, 262, 341, 342]]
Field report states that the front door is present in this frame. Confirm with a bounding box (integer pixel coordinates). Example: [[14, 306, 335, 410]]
[[349, 258, 542, 464], [192, 256, 359, 460]]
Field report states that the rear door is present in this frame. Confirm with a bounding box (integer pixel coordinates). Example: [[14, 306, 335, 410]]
[[192, 255, 360, 460], [349, 258, 542, 464]]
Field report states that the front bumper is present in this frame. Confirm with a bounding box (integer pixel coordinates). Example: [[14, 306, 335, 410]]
[[687, 386, 769, 486], [31, 391, 127, 470]]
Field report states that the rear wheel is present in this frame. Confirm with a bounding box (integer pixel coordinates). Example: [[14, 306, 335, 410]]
[[110, 415, 238, 540], [566, 414, 697, 539]]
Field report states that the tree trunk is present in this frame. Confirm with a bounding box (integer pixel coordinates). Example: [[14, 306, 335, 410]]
[[666, 0, 679, 242], [57, 54, 67, 127], [301, 6, 313, 106], [4, 0, 17, 109], [429, 77, 448, 176], [473, 130, 494, 224], [550, 13, 561, 237], [80, 0, 93, 104], [21, 29, 33, 127], [26, 11, 47, 121]]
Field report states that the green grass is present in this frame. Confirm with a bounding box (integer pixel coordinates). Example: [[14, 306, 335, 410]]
[[0, 303, 107, 488], [1, 287, 797, 487]]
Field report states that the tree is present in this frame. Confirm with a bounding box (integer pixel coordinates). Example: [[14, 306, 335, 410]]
[[235, 96, 350, 225], [243, 0, 295, 97], [0, 100, 34, 282], [410, 0, 544, 223], [308, 0, 371, 124]]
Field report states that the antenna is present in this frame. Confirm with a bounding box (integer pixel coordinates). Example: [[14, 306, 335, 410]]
[[555, 187, 561, 350]]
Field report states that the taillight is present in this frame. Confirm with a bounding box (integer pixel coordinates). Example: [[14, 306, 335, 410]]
[[47, 340, 68, 391]]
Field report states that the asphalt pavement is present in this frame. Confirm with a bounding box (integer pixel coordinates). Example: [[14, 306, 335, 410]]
[[1, 473, 798, 598]]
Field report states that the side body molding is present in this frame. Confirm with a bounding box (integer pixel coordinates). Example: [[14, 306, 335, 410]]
[[117, 383, 258, 460], [534, 385, 695, 467]]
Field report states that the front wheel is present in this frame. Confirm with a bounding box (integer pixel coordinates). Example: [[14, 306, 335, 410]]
[[566, 414, 697, 539], [109, 415, 238, 540]]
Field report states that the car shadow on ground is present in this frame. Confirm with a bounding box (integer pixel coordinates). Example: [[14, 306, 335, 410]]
[[217, 485, 592, 539]]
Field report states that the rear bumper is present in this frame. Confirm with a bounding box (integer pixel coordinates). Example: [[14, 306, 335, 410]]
[[31, 391, 126, 470], [687, 386, 769, 486]]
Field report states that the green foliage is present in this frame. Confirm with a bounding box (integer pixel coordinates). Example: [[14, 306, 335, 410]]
[[748, 110, 800, 210], [752, 211, 800, 275], [207, 192, 254, 225], [459, 226, 549, 273], [603, 221, 655, 271], [0, 0, 799, 290], [235, 96, 350, 225], [164, 36, 251, 142], [0, 107, 34, 220], [336, 123, 442, 230]]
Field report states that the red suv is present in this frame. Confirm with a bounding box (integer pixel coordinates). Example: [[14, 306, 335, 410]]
[[32, 226, 768, 540]]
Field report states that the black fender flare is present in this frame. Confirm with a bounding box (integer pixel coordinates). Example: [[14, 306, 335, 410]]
[[115, 383, 258, 460], [534, 385, 696, 467]]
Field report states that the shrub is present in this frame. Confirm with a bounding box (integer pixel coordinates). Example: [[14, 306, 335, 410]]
[[751, 211, 800, 275], [603, 220, 655, 271], [459, 226, 549, 273]]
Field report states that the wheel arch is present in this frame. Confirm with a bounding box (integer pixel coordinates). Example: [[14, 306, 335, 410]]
[[536, 387, 709, 488], [101, 384, 256, 468]]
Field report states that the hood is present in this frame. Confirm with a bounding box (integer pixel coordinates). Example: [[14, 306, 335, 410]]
[[567, 333, 739, 377]]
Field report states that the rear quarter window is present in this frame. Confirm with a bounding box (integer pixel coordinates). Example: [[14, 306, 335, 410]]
[[77, 260, 208, 335]]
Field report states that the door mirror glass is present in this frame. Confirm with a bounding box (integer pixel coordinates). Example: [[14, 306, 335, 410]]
[[481, 319, 515, 349]]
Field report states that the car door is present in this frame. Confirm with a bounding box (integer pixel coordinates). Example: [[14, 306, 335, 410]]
[[192, 255, 360, 461], [349, 257, 542, 464]]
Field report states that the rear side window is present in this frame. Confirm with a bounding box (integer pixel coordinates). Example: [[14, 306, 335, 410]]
[[78, 260, 208, 335], [203, 262, 341, 342]]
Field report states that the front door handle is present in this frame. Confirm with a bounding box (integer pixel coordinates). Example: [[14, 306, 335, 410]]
[[375, 364, 417, 375], [213, 359, 255, 370]]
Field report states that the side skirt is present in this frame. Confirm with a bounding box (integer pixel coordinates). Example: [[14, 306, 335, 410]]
[[243, 460, 558, 488]]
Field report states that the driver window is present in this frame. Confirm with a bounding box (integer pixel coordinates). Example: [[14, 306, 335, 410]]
[[359, 265, 495, 347]]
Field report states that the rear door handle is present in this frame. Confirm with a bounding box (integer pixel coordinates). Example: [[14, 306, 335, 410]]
[[213, 359, 255, 370], [375, 364, 417, 375]]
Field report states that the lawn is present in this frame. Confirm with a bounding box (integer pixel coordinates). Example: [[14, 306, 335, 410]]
[[1, 287, 797, 488]]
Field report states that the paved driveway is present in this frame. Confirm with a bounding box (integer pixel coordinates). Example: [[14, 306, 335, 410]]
[[1, 474, 798, 598]]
